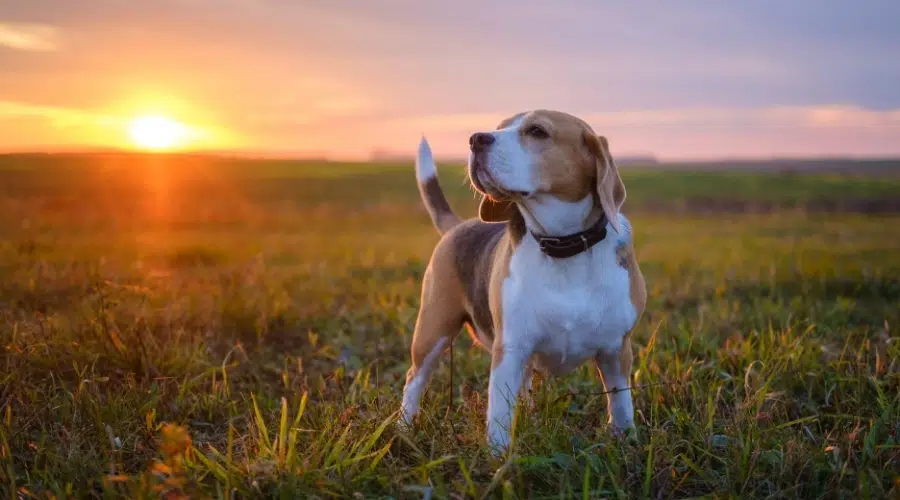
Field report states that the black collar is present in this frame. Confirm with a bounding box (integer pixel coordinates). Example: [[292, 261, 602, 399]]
[[530, 216, 608, 259]]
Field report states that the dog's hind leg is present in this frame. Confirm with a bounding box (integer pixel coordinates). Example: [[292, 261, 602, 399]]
[[594, 333, 635, 433], [399, 268, 465, 426]]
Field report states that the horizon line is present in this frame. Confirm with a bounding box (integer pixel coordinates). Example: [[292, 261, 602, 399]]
[[2, 146, 900, 165]]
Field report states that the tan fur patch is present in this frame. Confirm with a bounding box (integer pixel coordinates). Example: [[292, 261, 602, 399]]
[[619, 332, 633, 383], [619, 240, 647, 320], [614, 240, 643, 376], [487, 109, 624, 213], [406, 235, 468, 381], [517, 110, 597, 203], [488, 230, 517, 369], [591, 135, 627, 232]]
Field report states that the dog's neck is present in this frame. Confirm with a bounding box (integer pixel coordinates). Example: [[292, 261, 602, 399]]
[[517, 194, 604, 237]]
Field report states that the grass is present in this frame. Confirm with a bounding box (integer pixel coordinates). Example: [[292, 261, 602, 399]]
[[0, 153, 899, 498]]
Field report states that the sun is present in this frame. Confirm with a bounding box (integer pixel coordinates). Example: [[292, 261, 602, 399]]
[[128, 115, 189, 151]]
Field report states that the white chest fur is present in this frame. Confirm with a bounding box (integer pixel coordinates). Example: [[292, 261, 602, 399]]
[[501, 214, 637, 375]]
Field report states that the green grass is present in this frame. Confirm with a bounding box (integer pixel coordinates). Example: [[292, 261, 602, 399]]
[[0, 153, 899, 498]]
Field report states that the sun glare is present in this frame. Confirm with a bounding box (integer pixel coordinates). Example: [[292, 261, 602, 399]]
[[128, 115, 189, 151]]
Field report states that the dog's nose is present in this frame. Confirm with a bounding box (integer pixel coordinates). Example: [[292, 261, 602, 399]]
[[469, 132, 495, 152]]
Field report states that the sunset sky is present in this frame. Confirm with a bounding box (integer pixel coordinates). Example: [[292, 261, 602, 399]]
[[1, 0, 899, 160]]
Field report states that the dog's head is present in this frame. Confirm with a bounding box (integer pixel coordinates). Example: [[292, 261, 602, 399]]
[[467, 109, 626, 233]]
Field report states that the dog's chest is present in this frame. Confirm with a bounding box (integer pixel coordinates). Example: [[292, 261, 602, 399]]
[[503, 235, 637, 374]]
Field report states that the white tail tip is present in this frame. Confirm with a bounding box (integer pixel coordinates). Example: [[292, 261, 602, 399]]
[[415, 136, 436, 182]]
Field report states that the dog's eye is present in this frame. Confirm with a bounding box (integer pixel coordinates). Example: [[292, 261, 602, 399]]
[[525, 124, 549, 139]]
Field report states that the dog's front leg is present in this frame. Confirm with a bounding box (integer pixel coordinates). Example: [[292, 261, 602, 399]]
[[595, 337, 635, 433], [486, 340, 532, 454]]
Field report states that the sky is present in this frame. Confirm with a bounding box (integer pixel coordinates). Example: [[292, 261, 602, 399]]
[[1, 0, 899, 160]]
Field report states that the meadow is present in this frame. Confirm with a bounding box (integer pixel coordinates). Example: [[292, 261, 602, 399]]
[[0, 152, 899, 498]]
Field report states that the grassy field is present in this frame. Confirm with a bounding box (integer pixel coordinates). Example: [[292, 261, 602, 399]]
[[0, 152, 899, 498]]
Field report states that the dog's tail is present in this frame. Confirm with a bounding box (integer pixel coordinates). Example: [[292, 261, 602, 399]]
[[415, 136, 461, 235]]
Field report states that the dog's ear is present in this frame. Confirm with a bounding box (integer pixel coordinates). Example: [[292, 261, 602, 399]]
[[478, 196, 517, 222], [585, 133, 625, 233]]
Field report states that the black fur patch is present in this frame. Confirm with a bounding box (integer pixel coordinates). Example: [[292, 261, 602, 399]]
[[449, 220, 505, 337], [420, 177, 453, 224]]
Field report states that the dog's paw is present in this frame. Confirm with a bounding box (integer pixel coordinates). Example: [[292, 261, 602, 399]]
[[395, 411, 415, 433], [486, 429, 511, 459], [486, 441, 509, 460]]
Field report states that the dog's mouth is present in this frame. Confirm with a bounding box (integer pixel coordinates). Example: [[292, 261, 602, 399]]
[[468, 158, 529, 200]]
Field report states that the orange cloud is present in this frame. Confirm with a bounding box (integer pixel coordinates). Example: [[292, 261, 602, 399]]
[[0, 101, 119, 129], [0, 22, 61, 52]]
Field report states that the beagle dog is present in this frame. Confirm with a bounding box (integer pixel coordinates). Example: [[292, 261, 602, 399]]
[[398, 109, 646, 453]]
